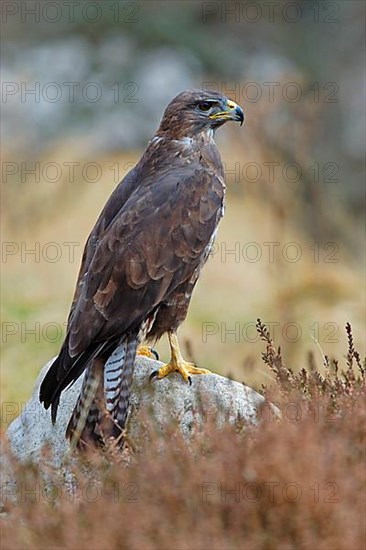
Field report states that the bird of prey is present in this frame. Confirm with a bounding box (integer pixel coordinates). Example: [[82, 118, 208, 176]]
[[39, 90, 244, 449]]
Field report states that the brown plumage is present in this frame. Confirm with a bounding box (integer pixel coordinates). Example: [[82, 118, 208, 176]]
[[39, 90, 244, 449]]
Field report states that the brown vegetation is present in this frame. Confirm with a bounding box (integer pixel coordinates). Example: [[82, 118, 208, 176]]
[[1, 323, 365, 550]]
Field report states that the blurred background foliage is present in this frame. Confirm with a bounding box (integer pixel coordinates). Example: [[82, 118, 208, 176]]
[[1, 0, 365, 420]]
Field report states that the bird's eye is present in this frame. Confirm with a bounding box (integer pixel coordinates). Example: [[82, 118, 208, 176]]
[[198, 101, 212, 112]]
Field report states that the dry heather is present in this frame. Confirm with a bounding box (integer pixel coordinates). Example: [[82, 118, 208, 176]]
[[1, 323, 365, 550]]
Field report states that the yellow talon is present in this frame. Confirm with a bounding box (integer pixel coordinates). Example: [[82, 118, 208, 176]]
[[153, 333, 211, 383], [137, 345, 159, 360]]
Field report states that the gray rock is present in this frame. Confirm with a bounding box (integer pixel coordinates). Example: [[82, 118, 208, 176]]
[[5, 356, 274, 466]]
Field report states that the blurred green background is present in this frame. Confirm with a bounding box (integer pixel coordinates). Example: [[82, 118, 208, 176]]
[[1, 0, 365, 422]]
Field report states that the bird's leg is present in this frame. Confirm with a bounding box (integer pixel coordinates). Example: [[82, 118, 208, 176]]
[[150, 332, 211, 385], [136, 345, 159, 360]]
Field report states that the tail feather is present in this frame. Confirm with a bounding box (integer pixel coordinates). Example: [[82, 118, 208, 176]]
[[65, 360, 104, 449], [39, 335, 114, 424], [64, 332, 139, 448], [104, 334, 139, 435]]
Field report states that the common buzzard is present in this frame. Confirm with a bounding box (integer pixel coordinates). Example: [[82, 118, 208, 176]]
[[39, 90, 244, 449]]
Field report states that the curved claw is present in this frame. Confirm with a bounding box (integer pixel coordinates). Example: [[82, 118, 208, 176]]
[[137, 345, 159, 361], [149, 366, 204, 386], [149, 370, 159, 382], [149, 369, 192, 386]]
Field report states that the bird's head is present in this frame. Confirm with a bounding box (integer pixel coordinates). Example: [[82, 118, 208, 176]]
[[156, 90, 244, 140]]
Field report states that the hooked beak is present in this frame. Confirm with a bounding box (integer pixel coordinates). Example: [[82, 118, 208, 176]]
[[209, 99, 244, 126]]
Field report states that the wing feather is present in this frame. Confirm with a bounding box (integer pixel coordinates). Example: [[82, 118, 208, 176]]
[[67, 166, 224, 357]]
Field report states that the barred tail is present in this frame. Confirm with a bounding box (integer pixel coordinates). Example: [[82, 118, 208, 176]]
[[66, 333, 139, 449], [65, 358, 104, 450], [104, 333, 139, 437]]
